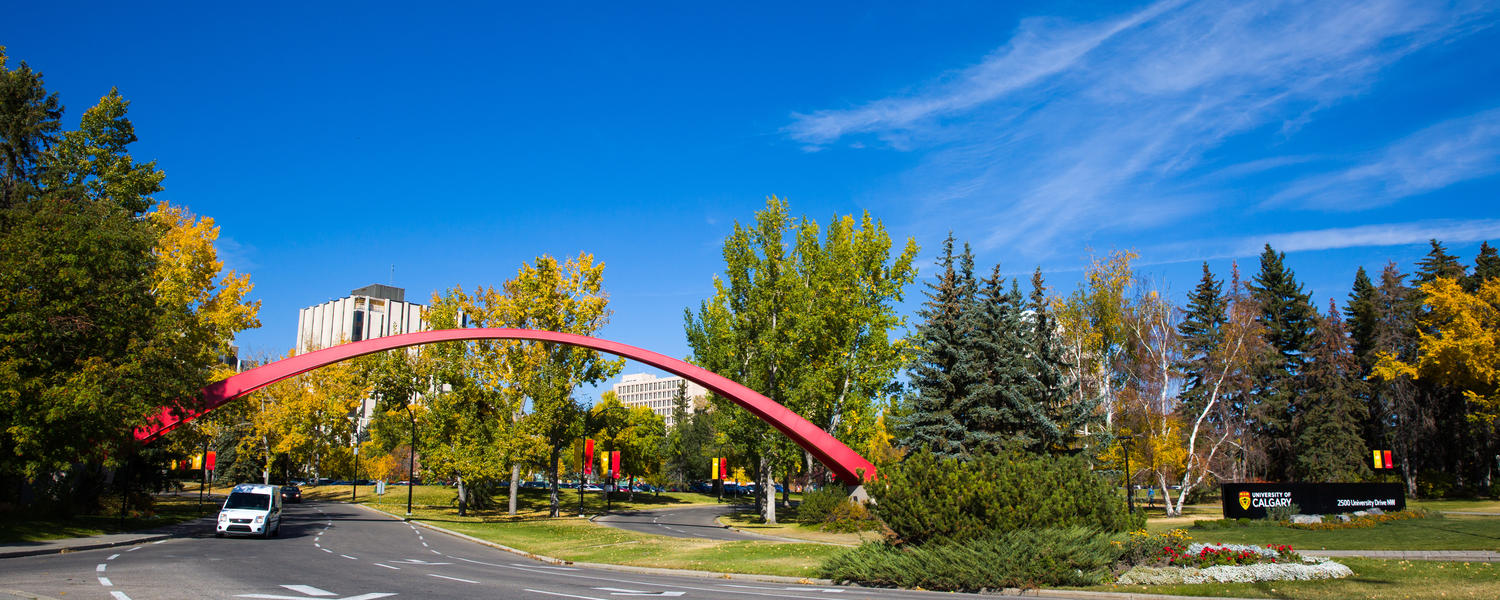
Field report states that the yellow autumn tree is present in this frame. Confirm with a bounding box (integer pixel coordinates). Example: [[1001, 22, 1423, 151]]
[[1373, 276, 1500, 438], [149, 200, 260, 382]]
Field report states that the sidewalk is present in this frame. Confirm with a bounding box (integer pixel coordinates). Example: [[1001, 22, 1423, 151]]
[[0, 516, 211, 559], [1303, 549, 1500, 562]]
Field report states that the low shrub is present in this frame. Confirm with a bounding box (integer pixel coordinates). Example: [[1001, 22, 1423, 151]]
[[1265, 502, 1299, 522], [820, 527, 1122, 591], [820, 499, 880, 532], [869, 451, 1142, 545], [796, 486, 848, 526], [1417, 470, 1456, 499]]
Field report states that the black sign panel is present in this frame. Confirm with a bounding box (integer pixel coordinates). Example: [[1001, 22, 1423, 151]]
[[1221, 483, 1405, 519]]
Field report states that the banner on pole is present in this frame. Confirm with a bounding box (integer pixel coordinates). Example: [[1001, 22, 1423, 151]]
[[711, 457, 719, 480], [720, 457, 728, 480], [205, 450, 216, 471], [583, 439, 595, 475], [610, 450, 621, 479]]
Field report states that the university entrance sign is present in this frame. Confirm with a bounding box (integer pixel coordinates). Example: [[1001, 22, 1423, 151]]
[[1221, 482, 1405, 519]]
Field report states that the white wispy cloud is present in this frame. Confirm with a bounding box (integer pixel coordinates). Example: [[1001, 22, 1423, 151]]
[[1266, 108, 1500, 210], [786, 0, 1497, 256], [1149, 219, 1500, 263]]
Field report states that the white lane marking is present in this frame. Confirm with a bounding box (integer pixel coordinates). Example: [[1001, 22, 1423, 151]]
[[321, 548, 333, 553], [281, 585, 336, 596], [430, 549, 442, 554], [314, 543, 321, 548], [421, 542, 429, 547], [390, 559, 451, 565], [374, 563, 399, 570], [110, 592, 132, 600], [341, 554, 358, 560], [99, 576, 112, 586], [526, 590, 606, 600], [151, 540, 165, 544], [108, 553, 120, 560], [126, 546, 141, 552], [97, 563, 107, 572], [594, 588, 685, 597], [427, 574, 478, 584]]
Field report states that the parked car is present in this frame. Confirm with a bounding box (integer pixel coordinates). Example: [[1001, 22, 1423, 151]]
[[217, 483, 282, 538], [691, 481, 713, 493], [280, 484, 301, 503], [520, 481, 547, 489], [581, 484, 603, 492]]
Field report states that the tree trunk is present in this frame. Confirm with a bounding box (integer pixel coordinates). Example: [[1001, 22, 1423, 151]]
[[457, 475, 467, 517], [761, 455, 776, 525], [508, 463, 520, 516], [548, 445, 561, 517]]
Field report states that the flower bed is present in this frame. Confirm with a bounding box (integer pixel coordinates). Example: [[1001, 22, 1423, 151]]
[[1114, 529, 1351, 585], [1117, 557, 1353, 584]]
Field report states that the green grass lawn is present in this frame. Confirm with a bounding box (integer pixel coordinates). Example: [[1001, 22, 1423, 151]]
[[1084, 558, 1500, 599], [343, 484, 723, 516], [1173, 514, 1500, 551], [363, 502, 841, 577], [0, 494, 209, 543]]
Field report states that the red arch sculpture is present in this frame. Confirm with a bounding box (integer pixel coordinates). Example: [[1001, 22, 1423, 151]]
[[135, 328, 876, 485]]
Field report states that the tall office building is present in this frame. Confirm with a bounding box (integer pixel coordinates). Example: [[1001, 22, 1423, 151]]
[[612, 373, 707, 427], [295, 284, 428, 354]]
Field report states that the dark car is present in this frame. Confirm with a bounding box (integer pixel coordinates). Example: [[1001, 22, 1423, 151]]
[[281, 484, 302, 503]]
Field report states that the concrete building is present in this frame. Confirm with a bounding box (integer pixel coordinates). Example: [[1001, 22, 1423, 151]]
[[612, 373, 707, 427], [295, 284, 428, 355], [295, 284, 429, 433]]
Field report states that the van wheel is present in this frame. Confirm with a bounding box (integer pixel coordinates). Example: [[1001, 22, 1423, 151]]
[[215, 532, 224, 538], [271, 524, 280, 538]]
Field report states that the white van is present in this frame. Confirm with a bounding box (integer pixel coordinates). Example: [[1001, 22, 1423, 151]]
[[216, 483, 282, 538]]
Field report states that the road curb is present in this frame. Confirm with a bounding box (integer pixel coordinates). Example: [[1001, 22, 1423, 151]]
[[2, 590, 66, 600], [0, 533, 172, 559], [352, 503, 839, 586]]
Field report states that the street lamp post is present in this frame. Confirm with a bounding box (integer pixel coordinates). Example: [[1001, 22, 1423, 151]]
[[406, 404, 416, 520], [1123, 438, 1135, 515]]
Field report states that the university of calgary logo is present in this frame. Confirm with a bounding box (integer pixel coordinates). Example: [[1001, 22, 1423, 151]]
[[1238, 491, 1252, 510]]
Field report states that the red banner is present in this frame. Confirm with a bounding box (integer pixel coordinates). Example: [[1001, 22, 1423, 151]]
[[1383, 450, 1394, 469], [720, 457, 728, 480], [583, 439, 595, 475], [205, 450, 216, 471], [610, 450, 621, 479]]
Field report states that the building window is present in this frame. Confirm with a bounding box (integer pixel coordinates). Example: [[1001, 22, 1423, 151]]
[[352, 310, 366, 342]]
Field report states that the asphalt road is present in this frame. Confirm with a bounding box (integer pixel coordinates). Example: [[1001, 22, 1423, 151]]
[[0, 501, 1091, 600], [593, 504, 775, 541]]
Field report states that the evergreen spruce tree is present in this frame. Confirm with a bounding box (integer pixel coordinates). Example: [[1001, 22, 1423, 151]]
[[962, 270, 1055, 454], [1344, 266, 1381, 451], [1293, 301, 1371, 482], [1248, 244, 1317, 481], [901, 234, 979, 457], [1467, 241, 1499, 291], [1178, 263, 1226, 417], [1414, 239, 1466, 286], [1028, 267, 1089, 451]]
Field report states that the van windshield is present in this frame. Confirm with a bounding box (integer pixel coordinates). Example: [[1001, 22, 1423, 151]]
[[224, 492, 270, 510]]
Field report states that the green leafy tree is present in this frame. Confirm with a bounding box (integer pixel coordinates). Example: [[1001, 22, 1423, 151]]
[[0, 48, 62, 208], [1027, 268, 1090, 451], [1470, 241, 1500, 291], [503, 253, 621, 517]]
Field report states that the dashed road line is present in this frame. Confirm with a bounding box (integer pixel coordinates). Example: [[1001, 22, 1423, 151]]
[[108, 553, 120, 560], [321, 548, 333, 553], [525, 590, 604, 600], [374, 563, 399, 570], [126, 546, 141, 552], [428, 574, 478, 584], [98, 577, 112, 586], [110, 592, 132, 600], [341, 554, 358, 560], [96, 563, 107, 572]]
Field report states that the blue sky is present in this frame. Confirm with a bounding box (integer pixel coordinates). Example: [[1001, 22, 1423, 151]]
[[5, 1, 1499, 400]]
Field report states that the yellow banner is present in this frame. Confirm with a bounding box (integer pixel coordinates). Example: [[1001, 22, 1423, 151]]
[[711, 457, 720, 480], [1373, 450, 1384, 469]]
